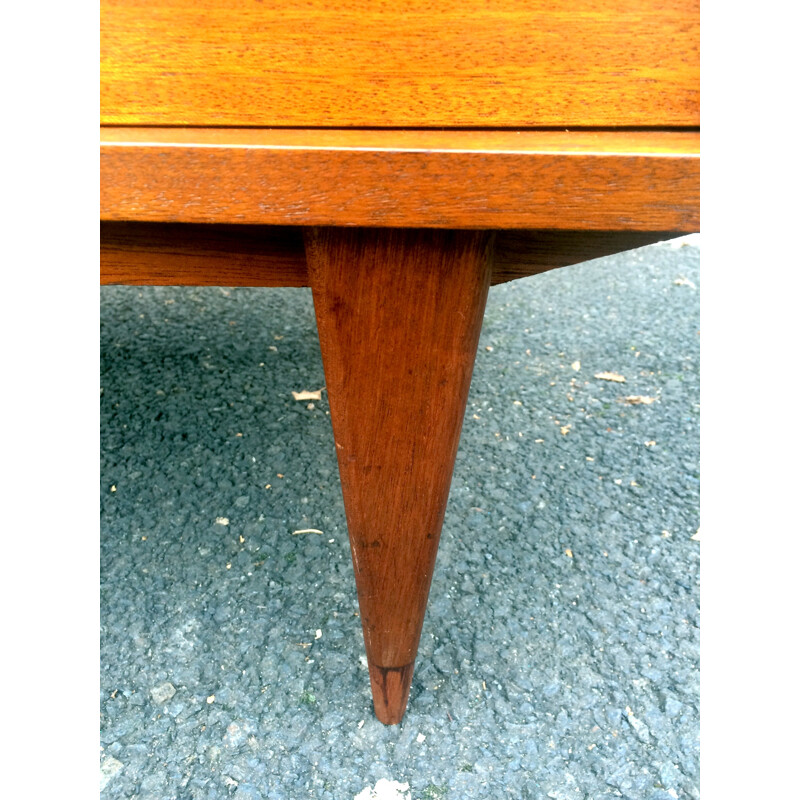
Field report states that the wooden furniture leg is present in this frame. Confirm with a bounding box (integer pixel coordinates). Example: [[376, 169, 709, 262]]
[[305, 227, 493, 724]]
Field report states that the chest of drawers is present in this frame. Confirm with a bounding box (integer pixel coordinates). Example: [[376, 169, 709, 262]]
[[101, 0, 699, 724]]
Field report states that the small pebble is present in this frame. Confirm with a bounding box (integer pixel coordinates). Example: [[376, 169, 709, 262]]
[[99, 756, 123, 791], [149, 682, 176, 705]]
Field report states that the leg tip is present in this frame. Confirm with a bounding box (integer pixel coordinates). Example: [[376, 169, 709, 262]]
[[368, 662, 415, 725]]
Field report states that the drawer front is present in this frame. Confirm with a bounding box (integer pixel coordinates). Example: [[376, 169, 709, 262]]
[[101, 0, 699, 128]]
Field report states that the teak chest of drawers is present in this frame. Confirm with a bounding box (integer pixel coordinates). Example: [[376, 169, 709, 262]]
[[101, 0, 699, 724]]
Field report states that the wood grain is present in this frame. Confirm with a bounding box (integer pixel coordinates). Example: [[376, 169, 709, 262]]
[[100, 129, 699, 231], [101, 222, 684, 287], [491, 230, 682, 284], [101, 0, 699, 127], [100, 222, 307, 286], [305, 227, 493, 723]]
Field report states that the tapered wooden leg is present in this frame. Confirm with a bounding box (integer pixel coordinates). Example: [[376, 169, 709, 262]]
[[304, 227, 493, 724]]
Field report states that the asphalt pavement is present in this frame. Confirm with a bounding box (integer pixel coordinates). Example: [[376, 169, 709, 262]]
[[100, 236, 700, 800]]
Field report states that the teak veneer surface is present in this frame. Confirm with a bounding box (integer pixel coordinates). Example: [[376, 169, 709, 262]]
[[101, 129, 699, 231], [101, 0, 699, 128]]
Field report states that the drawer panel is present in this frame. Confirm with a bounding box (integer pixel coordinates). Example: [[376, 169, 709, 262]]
[[101, 0, 699, 128]]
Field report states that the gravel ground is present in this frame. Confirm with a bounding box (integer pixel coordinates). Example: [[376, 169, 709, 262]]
[[100, 237, 700, 800]]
